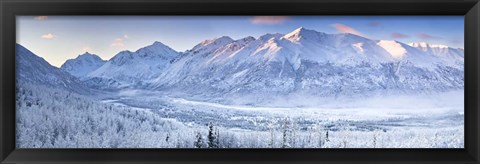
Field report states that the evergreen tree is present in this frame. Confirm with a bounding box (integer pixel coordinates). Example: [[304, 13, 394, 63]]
[[194, 132, 204, 148], [281, 118, 291, 148], [268, 120, 276, 148], [207, 122, 218, 148], [317, 128, 323, 148], [165, 133, 170, 143], [215, 129, 220, 148], [325, 129, 330, 142]]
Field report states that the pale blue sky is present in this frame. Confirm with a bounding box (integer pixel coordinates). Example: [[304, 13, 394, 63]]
[[17, 16, 464, 67]]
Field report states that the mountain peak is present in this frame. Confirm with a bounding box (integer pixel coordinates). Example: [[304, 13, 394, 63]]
[[72, 52, 105, 64], [77, 52, 102, 59], [199, 36, 234, 46], [135, 41, 178, 57], [81, 52, 92, 55], [152, 41, 168, 47], [286, 27, 313, 35], [292, 26, 306, 32], [61, 52, 106, 78], [140, 41, 172, 50], [259, 33, 284, 41], [190, 36, 235, 53], [16, 44, 89, 93], [377, 40, 407, 59], [239, 36, 256, 42]]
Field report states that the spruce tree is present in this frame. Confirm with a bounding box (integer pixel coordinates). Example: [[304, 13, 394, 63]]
[[281, 118, 291, 148], [194, 132, 204, 148], [207, 122, 218, 148]]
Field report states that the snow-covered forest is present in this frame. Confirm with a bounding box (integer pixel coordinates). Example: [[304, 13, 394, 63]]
[[16, 82, 463, 148]]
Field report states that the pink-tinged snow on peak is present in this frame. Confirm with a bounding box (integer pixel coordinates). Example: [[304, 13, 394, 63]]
[[219, 36, 256, 53], [282, 27, 327, 42], [376, 40, 458, 69], [206, 36, 258, 63], [377, 40, 407, 59], [187, 36, 236, 57], [259, 33, 284, 41], [194, 36, 234, 49], [283, 26, 307, 38]]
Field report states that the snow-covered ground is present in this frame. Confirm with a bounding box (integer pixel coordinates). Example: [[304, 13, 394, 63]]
[[16, 82, 464, 148], [91, 88, 464, 148]]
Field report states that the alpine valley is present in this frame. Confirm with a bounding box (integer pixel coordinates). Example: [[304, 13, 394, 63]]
[[16, 27, 464, 148]]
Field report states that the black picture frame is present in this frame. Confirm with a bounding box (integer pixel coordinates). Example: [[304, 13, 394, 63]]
[[1, 0, 479, 163]]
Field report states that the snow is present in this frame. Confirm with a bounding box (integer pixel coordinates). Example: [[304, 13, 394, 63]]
[[85, 41, 180, 88], [60, 52, 106, 78], [14, 26, 465, 148], [231, 69, 249, 79], [377, 40, 407, 59], [166, 91, 463, 121], [96, 27, 464, 113], [15, 82, 464, 148], [282, 27, 321, 42], [208, 36, 256, 64], [16, 44, 89, 94], [409, 42, 429, 48], [351, 42, 365, 54], [409, 42, 449, 49], [408, 42, 464, 69], [191, 36, 235, 54]]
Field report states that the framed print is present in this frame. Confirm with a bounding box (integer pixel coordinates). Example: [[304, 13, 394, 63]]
[[1, 0, 479, 163]]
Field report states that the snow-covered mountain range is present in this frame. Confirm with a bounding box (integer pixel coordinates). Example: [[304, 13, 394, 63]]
[[60, 52, 106, 78], [83, 41, 179, 89], [408, 42, 464, 68], [16, 27, 464, 101], [148, 27, 463, 101]]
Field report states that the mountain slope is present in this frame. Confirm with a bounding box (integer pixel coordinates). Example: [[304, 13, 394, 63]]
[[60, 52, 106, 78], [409, 42, 464, 68], [148, 27, 464, 103], [84, 41, 180, 89], [16, 44, 89, 94]]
